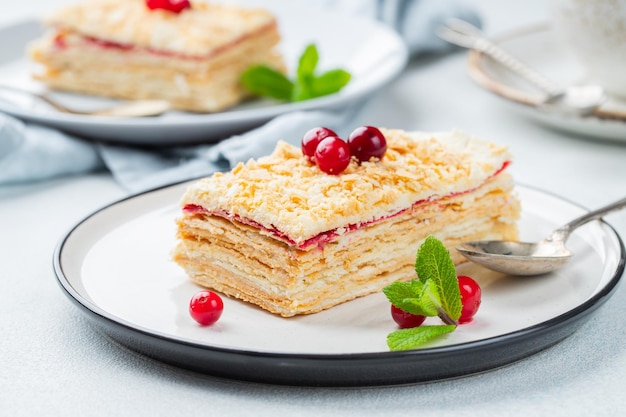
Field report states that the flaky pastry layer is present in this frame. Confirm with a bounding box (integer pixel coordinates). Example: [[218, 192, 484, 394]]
[[173, 174, 520, 316]]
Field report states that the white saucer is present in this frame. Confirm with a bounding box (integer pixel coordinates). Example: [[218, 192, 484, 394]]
[[467, 23, 626, 142]]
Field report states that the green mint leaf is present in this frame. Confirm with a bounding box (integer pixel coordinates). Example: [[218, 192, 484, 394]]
[[417, 279, 443, 317], [241, 43, 351, 102], [296, 43, 319, 82], [415, 236, 462, 322], [387, 325, 456, 351], [383, 280, 430, 316], [291, 81, 314, 102], [292, 44, 318, 101], [400, 297, 439, 317], [310, 69, 351, 97], [240, 65, 293, 101], [382, 279, 441, 317], [383, 280, 421, 305]]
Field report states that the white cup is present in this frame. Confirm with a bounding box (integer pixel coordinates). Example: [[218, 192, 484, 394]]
[[550, 0, 626, 98]]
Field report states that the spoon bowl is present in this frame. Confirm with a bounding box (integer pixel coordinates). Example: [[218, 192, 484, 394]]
[[457, 240, 572, 276], [456, 196, 626, 276], [539, 85, 607, 116]]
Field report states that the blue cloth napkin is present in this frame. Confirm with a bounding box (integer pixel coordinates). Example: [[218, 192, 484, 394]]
[[0, 0, 480, 192]]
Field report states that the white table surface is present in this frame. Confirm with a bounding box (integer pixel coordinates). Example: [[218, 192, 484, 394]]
[[2, 1, 626, 416]]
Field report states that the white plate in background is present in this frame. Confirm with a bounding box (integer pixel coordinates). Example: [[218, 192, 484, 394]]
[[0, 0, 408, 145]]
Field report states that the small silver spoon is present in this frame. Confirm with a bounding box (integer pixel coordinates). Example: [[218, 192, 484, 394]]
[[0, 85, 171, 117], [437, 18, 607, 116], [456, 196, 626, 276]]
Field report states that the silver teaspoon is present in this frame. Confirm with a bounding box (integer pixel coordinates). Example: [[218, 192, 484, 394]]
[[437, 18, 607, 116], [456, 196, 626, 276], [0, 85, 171, 117]]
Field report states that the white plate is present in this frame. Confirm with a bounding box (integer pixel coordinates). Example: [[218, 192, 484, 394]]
[[54, 183, 624, 386], [0, 0, 408, 145], [467, 23, 626, 142]]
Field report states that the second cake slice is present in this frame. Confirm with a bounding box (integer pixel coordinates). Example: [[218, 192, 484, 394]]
[[29, 0, 284, 112]]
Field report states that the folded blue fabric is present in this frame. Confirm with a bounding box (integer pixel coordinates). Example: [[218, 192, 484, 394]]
[[99, 107, 362, 191], [0, 0, 480, 192]]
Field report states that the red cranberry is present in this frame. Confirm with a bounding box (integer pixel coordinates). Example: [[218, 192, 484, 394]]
[[301, 127, 338, 162], [391, 305, 426, 329], [347, 126, 387, 163], [458, 275, 481, 323], [314, 136, 351, 175], [189, 291, 224, 326], [146, 0, 191, 13]]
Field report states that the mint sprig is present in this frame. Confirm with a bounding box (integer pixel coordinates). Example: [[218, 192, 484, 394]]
[[387, 325, 457, 351], [240, 43, 351, 102], [383, 235, 462, 351]]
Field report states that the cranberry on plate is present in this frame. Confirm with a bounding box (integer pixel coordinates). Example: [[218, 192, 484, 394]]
[[189, 290, 224, 326]]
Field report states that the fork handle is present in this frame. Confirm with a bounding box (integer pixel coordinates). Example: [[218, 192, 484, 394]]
[[438, 19, 561, 96], [0, 84, 72, 113], [471, 37, 561, 96]]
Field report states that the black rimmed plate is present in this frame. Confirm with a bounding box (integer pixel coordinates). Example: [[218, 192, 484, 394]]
[[0, 0, 408, 145], [53, 183, 624, 386]]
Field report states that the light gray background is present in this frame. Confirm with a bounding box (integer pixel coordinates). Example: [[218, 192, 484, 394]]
[[2, 1, 626, 416]]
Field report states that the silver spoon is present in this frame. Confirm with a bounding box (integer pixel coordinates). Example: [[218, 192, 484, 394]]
[[456, 196, 626, 276], [437, 18, 607, 116], [0, 85, 171, 117]]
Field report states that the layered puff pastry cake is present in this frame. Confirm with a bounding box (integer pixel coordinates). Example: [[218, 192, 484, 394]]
[[172, 129, 521, 317], [28, 0, 284, 113]]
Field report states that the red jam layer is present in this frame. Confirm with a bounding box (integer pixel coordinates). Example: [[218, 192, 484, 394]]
[[52, 22, 274, 61], [183, 161, 511, 250], [183, 202, 420, 251], [53, 32, 197, 59]]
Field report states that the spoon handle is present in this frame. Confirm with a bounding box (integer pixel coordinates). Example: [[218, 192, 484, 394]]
[[437, 19, 561, 96], [0, 84, 74, 113], [548, 196, 626, 243]]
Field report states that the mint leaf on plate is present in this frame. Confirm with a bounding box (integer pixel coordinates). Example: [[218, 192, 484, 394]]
[[296, 43, 319, 83], [241, 43, 351, 103], [240, 65, 293, 101], [387, 325, 457, 351], [415, 235, 462, 322], [293, 44, 351, 101], [383, 279, 440, 317], [308, 69, 351, 98], [382, 235, 467, 351]]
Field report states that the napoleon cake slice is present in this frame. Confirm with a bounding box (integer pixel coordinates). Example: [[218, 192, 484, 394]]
[[172, 128, 520, 317], [29, 0, 285, 112]]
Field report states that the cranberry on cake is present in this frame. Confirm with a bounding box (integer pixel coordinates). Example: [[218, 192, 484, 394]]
[[28, 0, 285, 112], [172, 128, 520, 317]]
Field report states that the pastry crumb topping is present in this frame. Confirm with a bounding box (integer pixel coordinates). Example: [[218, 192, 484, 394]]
[[180, 128, 512, 245]]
